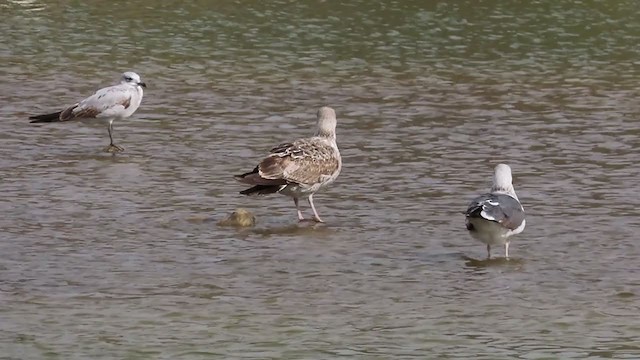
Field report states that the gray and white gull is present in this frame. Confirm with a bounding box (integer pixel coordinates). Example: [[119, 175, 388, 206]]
[[235, 106, 342, 223], [29, 71, 146, 153], [465, 164, 526, 259]]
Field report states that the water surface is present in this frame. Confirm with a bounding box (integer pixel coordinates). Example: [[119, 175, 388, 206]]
[[1, 0, 640, 358]]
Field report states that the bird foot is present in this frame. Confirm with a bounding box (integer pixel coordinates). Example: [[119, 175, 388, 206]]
[[298, 218, 324, 223], [104, 144, 125, 153], [299, 218, 324, 224]]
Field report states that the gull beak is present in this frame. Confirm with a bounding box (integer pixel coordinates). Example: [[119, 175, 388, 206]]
[[139, 82, 147, 88]]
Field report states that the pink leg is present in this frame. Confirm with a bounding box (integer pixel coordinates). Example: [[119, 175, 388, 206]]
[[294, 197, 304, 221], [308, 194, 324, 223]]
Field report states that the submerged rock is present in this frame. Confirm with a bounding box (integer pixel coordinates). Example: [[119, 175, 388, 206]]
[[217, 208, 256, 227]]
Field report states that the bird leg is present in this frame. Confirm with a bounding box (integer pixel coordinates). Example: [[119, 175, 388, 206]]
[[104, 120, 124, 153], [504, 242, 510, 259], [486, 244, 491, 259], [308, 194, 324, 223], [294, 197, 305, 221]]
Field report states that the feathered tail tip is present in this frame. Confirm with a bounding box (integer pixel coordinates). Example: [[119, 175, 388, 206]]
[[234, 165, 287, 196], [239, 185, 281, 196], [234, 172, 280, 196], [234, 166, 259, 184], [234, 174, 246, 182], [29, 111, 62, 123]]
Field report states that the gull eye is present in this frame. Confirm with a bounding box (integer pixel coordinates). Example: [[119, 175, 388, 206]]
[[124, 76, 133, 82]]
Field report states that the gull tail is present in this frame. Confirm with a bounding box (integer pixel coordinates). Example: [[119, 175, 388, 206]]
[[234, 167, 261, 185], [29, 111, 62, 123], [239, 185, 282, 196], [234, 166, 287, 196]]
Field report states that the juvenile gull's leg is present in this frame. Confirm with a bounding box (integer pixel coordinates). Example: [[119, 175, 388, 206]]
[[487, 244, 491, 259], [308, 194, 324, 223], [294, 197, 305, 221]]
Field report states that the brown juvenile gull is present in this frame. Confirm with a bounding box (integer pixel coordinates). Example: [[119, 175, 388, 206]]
[[465, 164, 526, 259], [29, 71, 146, 153], [235, 106, 342, 223]]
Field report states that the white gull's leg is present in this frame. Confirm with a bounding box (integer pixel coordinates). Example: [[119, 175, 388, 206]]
[[308, 194, 324, 223], [294, 197, 304, 221], [505, 242, 510, 259], [105, 119, 124, 153]]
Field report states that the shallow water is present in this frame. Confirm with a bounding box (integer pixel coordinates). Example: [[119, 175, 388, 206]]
[[1, 0, 640, 359]]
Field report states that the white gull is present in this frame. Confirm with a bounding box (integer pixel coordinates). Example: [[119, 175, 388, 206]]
[[465, 163, 526, 259], [29, 71, 146, 153]]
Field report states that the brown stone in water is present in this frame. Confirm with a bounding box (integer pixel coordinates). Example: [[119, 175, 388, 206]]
[[217, 208, 256, 227]]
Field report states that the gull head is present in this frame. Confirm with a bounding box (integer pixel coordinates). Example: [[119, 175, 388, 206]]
[[315, 106, 337, 139], [491, 163, 517, 199], [121, 71, 146, 88]]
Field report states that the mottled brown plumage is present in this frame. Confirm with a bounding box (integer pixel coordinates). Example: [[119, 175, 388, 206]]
[[258, 139, 340, 186], [235, 106, 341, 222]]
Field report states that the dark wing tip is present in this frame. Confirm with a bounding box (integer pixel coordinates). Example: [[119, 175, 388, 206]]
[[239, 185, 281, 196], [28, 111, 63, 123], [464, 203, 483, 218], [234, 166, 259, 184]]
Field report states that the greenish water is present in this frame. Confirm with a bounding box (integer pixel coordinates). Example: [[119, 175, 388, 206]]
[[1, 0, 640, 359]]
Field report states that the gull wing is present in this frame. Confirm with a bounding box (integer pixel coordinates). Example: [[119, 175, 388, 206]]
[[60, 84, 133, 121]]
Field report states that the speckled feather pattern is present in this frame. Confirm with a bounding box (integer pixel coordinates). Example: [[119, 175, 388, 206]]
[[235, 106, 342, 213], [259, 137, 341, 187]]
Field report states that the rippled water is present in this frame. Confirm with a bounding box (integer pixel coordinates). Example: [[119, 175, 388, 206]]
[[1, 0, 640, 358]]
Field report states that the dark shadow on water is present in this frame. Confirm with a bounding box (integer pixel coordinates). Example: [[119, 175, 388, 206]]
[[462, 254, 525, 268], [33, 150, 137, 164], [186, 213, 338, 238], [416, 251, 469, 264], [251, 221, 336, 236]]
